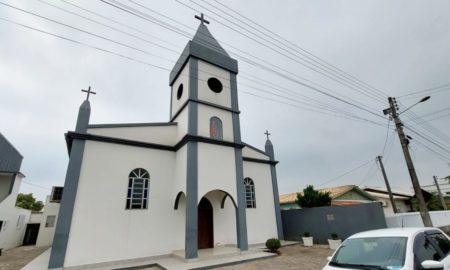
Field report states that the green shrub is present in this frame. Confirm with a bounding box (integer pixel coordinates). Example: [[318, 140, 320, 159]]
[[331, 233, 339, 240], [265, 238, 281, 253], [296, 185, 331, 208], [303, 232, 311, 237]]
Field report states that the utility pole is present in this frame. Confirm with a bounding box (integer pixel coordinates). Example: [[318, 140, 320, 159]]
[[434, 175, 447, 210], [377, 156, 398, 213], [384, 97, 433, 227]]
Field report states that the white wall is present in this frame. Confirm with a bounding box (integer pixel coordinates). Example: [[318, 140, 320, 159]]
[[197, 60, 231, 108], [88, 125, 177, 146], [243, 162, 278, 244], [204, 190, 237, 246], [386, 210, 450, 228], [197, 143, 237, 202], [171, 59, 190, 117], [0, 174, 13, 202], [36, 195, 60, 247], [197, 104, 234, 141], [0, 174, 31, 250], [64, 141, 182, 267], [242, 146, 270, 160]]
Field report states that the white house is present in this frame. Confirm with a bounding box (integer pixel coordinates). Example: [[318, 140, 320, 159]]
[[36, 187, 62, 247], [0, 133, 31, 251], [49, 18, 283, 269]]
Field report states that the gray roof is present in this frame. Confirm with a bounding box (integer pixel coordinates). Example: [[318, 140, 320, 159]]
[[0, 133, 23, 173], [169, 23, 238, 85], [191, 24, 229, 57]]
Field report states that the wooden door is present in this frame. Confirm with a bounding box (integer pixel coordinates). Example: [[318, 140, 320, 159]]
[[198, 197, 213, 249]]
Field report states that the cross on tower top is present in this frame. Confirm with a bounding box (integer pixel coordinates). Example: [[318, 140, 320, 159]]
[[81, 86, 96, 101], [264, 130, 271, 140], [194, 13, 210, 25]]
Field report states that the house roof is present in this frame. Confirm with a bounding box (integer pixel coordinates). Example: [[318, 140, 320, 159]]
[[280, 185, 376, 204]]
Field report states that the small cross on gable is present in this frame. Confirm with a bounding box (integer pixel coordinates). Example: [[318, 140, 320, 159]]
[[264, 130, 271, 140], [195, 13, 210, 25], [81, 86, 96, 101]]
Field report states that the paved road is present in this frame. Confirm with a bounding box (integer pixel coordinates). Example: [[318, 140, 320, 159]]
[[0, 246, 48, 270], [216, 244, 333, 270]]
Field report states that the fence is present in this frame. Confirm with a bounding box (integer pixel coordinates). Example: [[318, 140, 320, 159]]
[[281, 202, 387, 244], [385, 210, 450, 229]]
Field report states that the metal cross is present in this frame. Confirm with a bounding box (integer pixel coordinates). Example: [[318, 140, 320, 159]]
[[81, 86, 96, 101], [194, 13, 210, 25], [264, 130, 271, 140]]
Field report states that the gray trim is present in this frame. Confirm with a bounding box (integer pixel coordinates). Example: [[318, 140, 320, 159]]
[[174, 192, 185, 210], [171, 99, 240, 123], [234, 148, 248, 250], [170, 99, 189, 122], [88, 122, 177, 128], [230, 70, 248, 251], [265, 140, 284, 240], [185, 57, 199, 259], [185, 141, 198, 259], [65, 132, 245, 154], [230, 74, 239, 111], [170, 41, 238, 85], [220, 193, 237, 209], [49, 101, 91, 269], [243, 157, 278, 165], [243, 143, 270, 157]]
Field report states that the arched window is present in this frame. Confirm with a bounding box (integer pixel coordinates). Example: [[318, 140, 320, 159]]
[[210, 117, 223, 140], [244, 178, 256, 208], [126, 168, 149, 209]]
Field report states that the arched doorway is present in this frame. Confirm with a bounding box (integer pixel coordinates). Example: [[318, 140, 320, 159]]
[[198, 197, 213, 249]]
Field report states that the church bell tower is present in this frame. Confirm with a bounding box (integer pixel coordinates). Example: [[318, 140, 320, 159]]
[[169, 14, 248, 259]]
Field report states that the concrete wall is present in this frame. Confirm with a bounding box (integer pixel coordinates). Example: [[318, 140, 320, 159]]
[[282, 202, 387, 244], [244, 161, 278, 244], [36, 195, 60, 247], [64, 141, 180, 267], [0, 174, 31, 250], [386, 210, 450, 228], [0, 173, 14, 203]]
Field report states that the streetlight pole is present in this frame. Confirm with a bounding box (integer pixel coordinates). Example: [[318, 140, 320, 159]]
[[384, 97, 433, 227]]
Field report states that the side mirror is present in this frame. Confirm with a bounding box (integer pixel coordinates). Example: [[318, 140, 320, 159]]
[[326, 256, 332, 262], [421, 260, 444, 269]]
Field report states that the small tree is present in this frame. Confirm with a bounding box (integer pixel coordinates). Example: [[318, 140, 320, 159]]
[[16, 193, 44, 211], [296, 185, 332, 208]]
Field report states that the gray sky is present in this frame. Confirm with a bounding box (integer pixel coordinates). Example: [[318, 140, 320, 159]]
[[1, 0, 449, 202]]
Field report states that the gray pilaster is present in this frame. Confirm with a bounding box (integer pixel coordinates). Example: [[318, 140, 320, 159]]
[[265, 140, 284, 240], [49, 100, 90, 269], [230, 73, 248, 251], [185, 58, 199, 259]]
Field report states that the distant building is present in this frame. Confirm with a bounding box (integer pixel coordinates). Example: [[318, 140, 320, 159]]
[[363, 187, 413, 215], [280, 185, 377, 210], [0, 133, 31, 250], [422, 179, 450, 198], [35, 186, 62, 247]]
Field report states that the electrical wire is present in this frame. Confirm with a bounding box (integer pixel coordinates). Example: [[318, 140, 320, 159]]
[[316, 159, 374, 187]]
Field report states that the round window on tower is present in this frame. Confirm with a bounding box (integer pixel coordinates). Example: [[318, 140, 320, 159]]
[[177, 84, 183, 100], [207, 78, 223, 93]]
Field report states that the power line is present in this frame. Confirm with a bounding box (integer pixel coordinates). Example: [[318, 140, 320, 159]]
[[206, 0, 390, 99], [22, 180, 52, 190], [317, 159, 374, 187], [398, 83, 450, 98]]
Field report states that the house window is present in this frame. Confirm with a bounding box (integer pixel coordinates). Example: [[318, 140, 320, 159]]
[[45, 215, 56, 227], [50, 187, 64, 202], [126, 168, 149, 209], [16, 215, 25, 229], [244, 177, 256, 208], [210, 117, 223, 140]]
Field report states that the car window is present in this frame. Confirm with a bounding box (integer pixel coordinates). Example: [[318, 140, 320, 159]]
[[428, 233, 450, 257], [414, 233, 443, 263]]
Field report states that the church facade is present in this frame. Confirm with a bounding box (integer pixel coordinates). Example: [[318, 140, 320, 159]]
[[49, 19, 283, 269]]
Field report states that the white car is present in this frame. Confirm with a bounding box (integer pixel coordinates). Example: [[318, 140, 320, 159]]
[[322, 227, 450, 270]]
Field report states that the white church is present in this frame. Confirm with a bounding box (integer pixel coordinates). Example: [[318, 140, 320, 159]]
[[49, 16, 283, 269]]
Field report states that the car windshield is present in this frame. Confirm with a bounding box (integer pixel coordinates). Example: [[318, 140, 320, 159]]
[[330, 237, 407, 269]]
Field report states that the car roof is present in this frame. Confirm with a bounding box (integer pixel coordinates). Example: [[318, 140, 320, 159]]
[[347, 227, 440, 239]]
